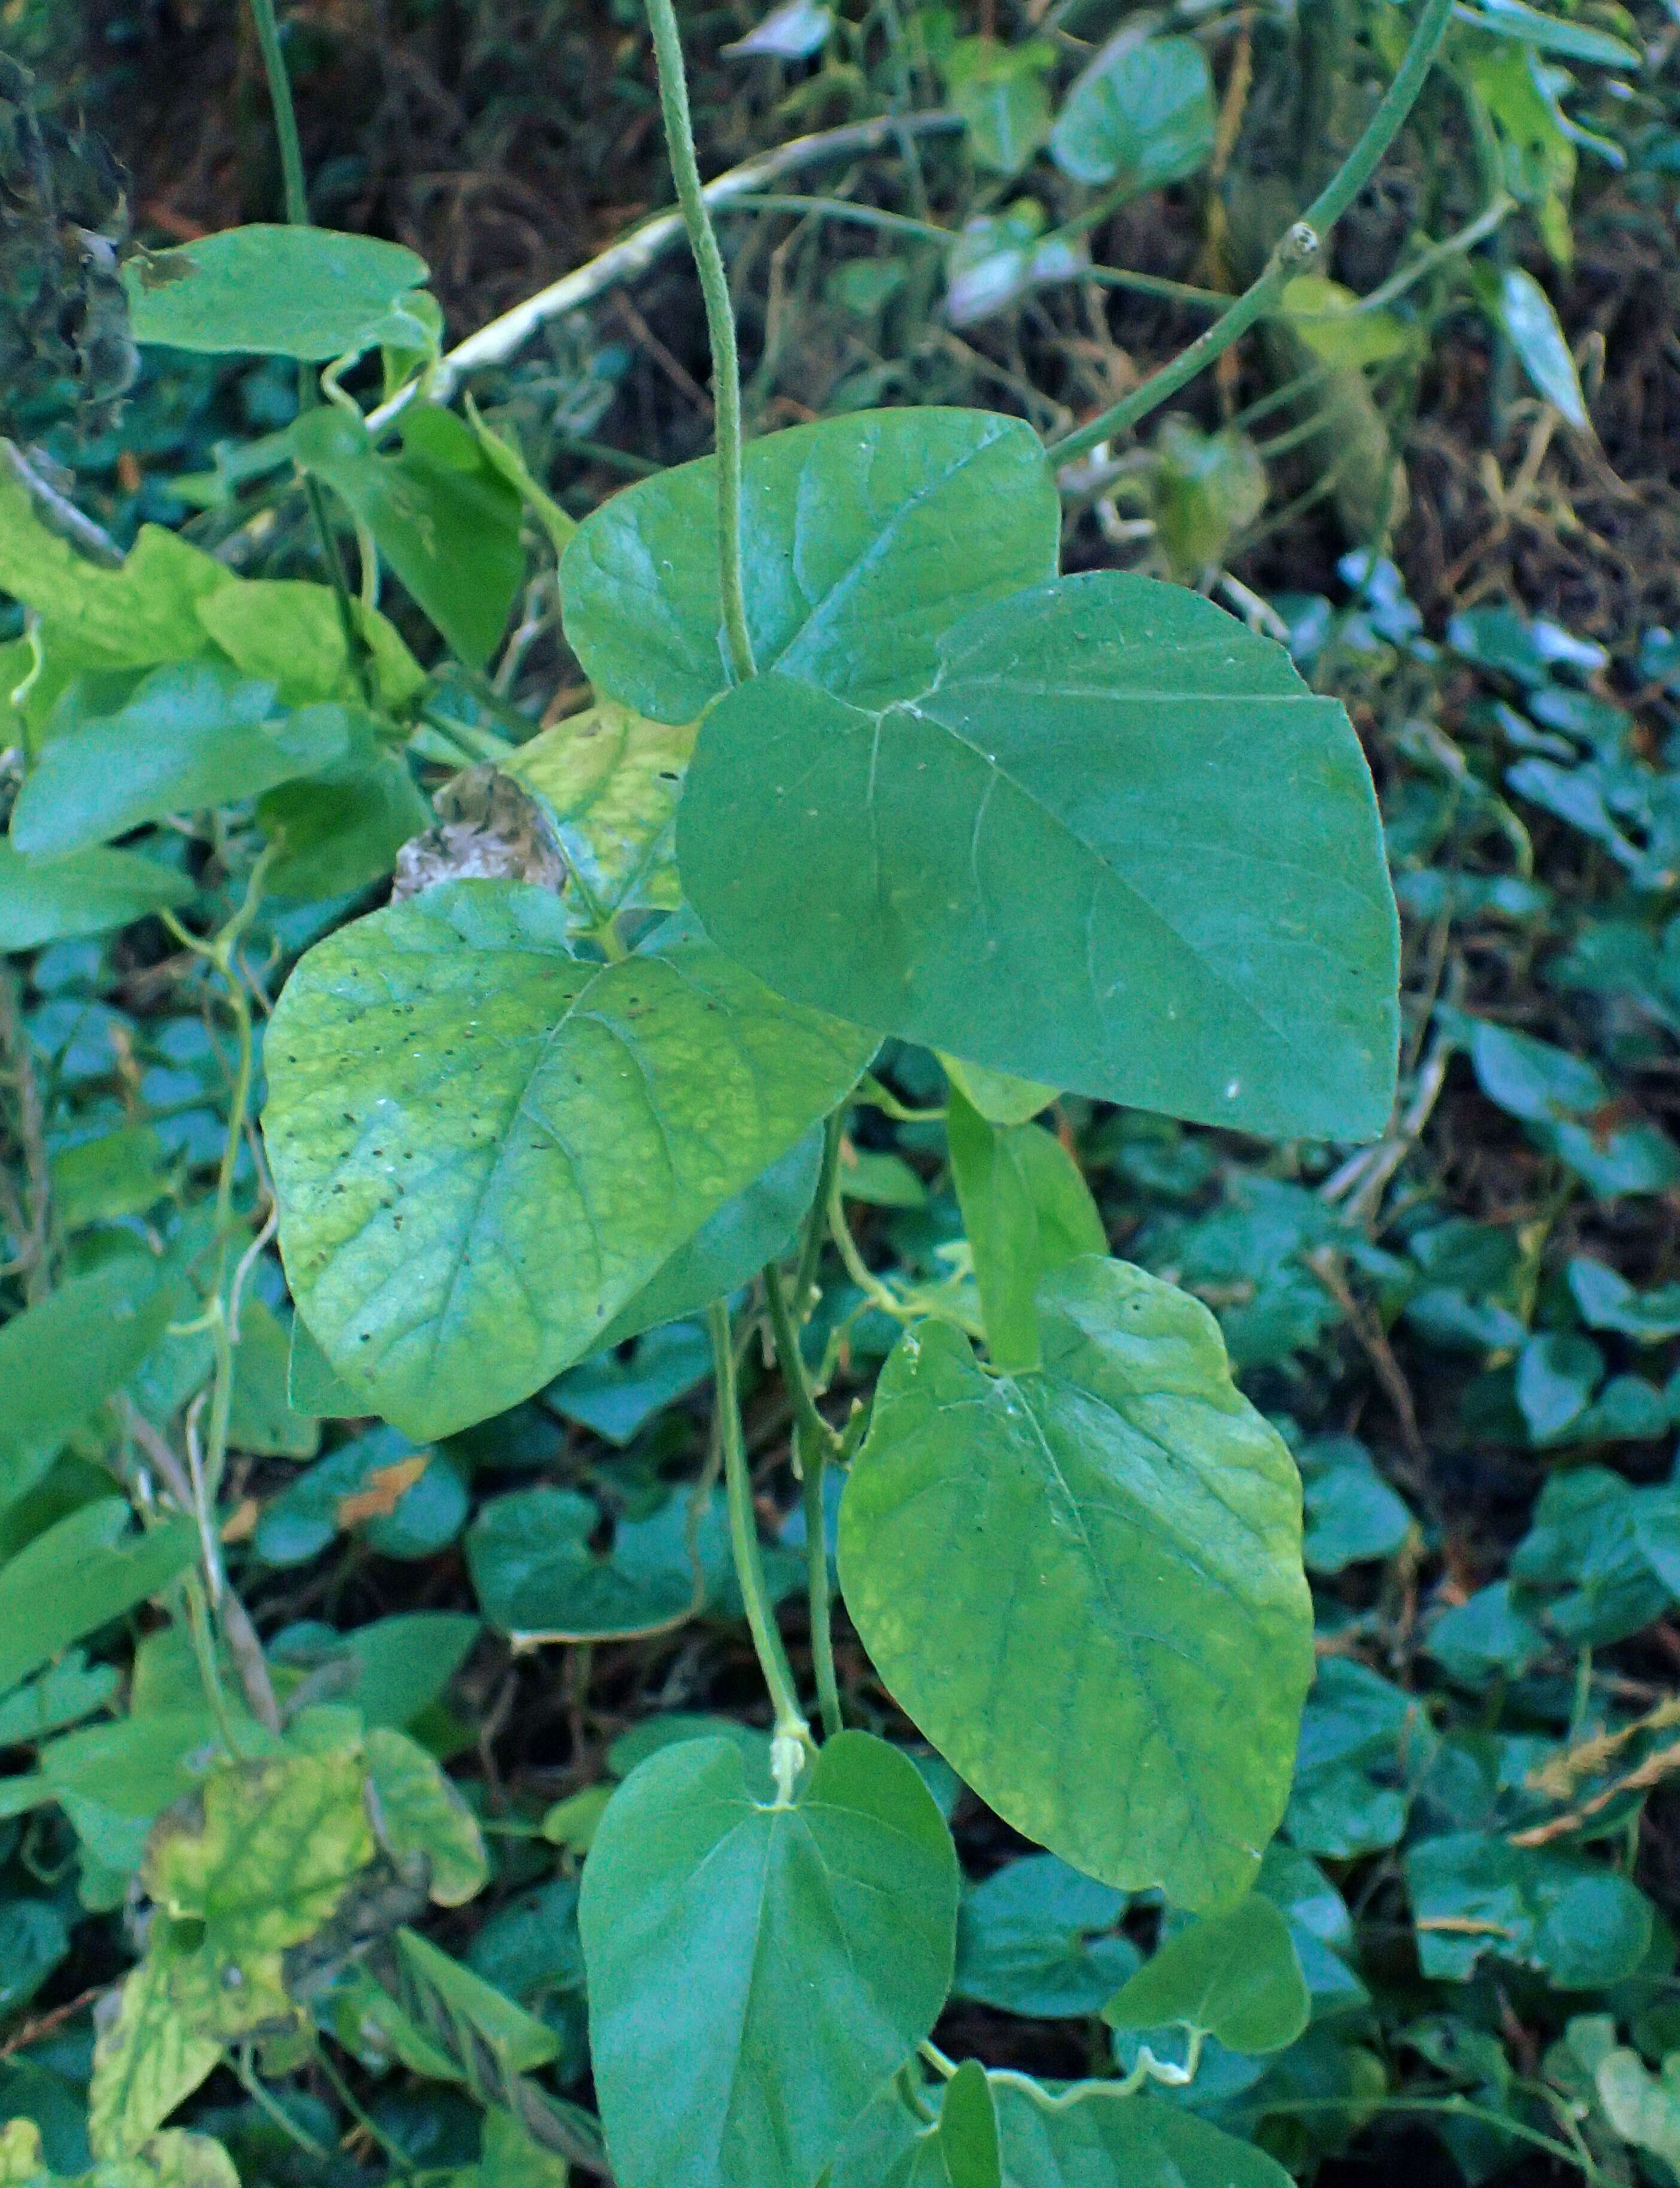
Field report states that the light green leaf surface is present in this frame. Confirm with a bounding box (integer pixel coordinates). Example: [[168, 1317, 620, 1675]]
[[560, 408, 1060, 725], [394, 1925, 561, 2070], [259, 755, 432, 904], [0, 843, 195, 948], [580, 1732, 958, 2188], [11, 667, 360, 857], [838, 1256, 1314, 1909], [263, 883, 874, 1439], [990, 2075, 1294, 2187], [365, 1727, 489, 1905], [1597, 2049, 1680, 2166], [87, 1959, 221, 2160], [1488, 267, 1588, 427], [939, 1055, 1055, 1124], [506, 700, 696, 914], [123, 226, 430, 359], [1101, 1893, 1309, 2051], [1049, 35, 1215, 191], [680, 571, 1399, 1139], [946, 1087, 1106, 1369]]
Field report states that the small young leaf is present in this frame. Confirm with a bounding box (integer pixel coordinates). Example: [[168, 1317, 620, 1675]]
[[944, 38, 1056, 175], [1101, 1893, 1310, 2051], [946, 1087, 1106, 1369], [1049, 35, 1215, 192], [122, 226, 431, 360], [579, 1732, 958, 2188], [838, 1257, 1314, 1909], [939, 1055, 1055, 1124], [1486, 266, 1588, 427], [560, 408, 1060, 725], [264, 884, 874, 1439], [680, 571, 1399, 1140]]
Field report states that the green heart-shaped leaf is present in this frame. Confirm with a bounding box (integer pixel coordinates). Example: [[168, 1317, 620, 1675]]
[[559, 408, 1060, 725], [123, 226, 430, 360], [263, 883, 874, 1438], [1101, 1893, 1310, 2051], [837, 1255, 1313, 1910], [679, 570, 1399, 1140], [579, 1731, 958, 2188]]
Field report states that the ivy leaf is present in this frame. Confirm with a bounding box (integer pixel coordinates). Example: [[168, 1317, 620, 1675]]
[[579, 1731, 959, 2188], [263, 883, 875, 1440], [10, 667, 364, 857], [88, 1957, 223, 2160], [946, 1087, 1106, 1369], [0, 841, 195, 949], [1597, 2049, 1680, 2168], [142, 1753, 376, 1956], [1048, 35, 1216, 192], [366, 1727, 489, 1906], [1101, 1893, 1310, 2052], [953, 1853, 1136, 2017], [1405, 1833, 1654, 1986], [680, 572, 1399, 1140], [837, 1256, 1313, 1910], [560, 409, 1060, 725], [123, 226, 430, 359]]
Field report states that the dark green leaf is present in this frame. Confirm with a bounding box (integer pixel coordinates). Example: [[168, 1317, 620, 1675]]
[[680, 572, 1398, 1139], [1049, 35, 1216, 191], [560, 409, 1060, 725], [991, 2075, 1293, 2187], [0, 841, 194, 947], [0, 1502, 198, 1704], [954, 1853, 1136, 2017], [1102, 1893, 1310, 2052], [1406, 1833, 1653, 1986]]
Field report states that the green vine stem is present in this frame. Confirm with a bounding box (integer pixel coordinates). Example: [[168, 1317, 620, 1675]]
[[763, 1262, 845, 1740], [644, 0, 757, 685], [793, 1108, 846, 1312], [1051, 0, 1457, 464], [707, 1299, 809, 1797]]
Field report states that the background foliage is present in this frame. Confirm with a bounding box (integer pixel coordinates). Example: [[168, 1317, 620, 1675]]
[[2, 0, 1680, 2178]]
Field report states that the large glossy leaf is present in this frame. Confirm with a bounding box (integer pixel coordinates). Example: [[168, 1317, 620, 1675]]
[[10, 666, 360, 856], [1049, 35, 1216, 191], [559, 408, 1060, 725], [579, 1731, 958, 2188], [263, 883, 874, 1439], [990, 2076, 1293, 2187], [291, 406, 525, 668], [0, 841, 196, 947], [837, 1256, 1314, 1909], [680, 572, 1399, 1139], [123, 226, 431, 359], [946, 1087, 1106, 1369]]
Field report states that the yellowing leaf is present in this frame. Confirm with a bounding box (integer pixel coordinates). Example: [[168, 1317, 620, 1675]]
[[143, 1753, 375, 1955], [366, 1727, 489, 1906], [506, 701, 696, 914], [89, 1958, 221, 2159]]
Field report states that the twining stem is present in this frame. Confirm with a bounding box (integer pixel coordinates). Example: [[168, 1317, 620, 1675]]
[[793, 1109, 845, 1313], [763, 1262, 845, 1740], [1051, 0, 1457, 463], [707, 1300, 809, 1793], [644, 0, 757, 685]]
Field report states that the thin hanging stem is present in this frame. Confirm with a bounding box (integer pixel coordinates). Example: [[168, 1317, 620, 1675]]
[[707, 1300, 808, 1792], [245, 0, 309, 224], [793, 1108, 846, 1313], [763, 1262, 844, 1741], [1051, 0, 1456, 463], [644, 0, 756, 685]]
